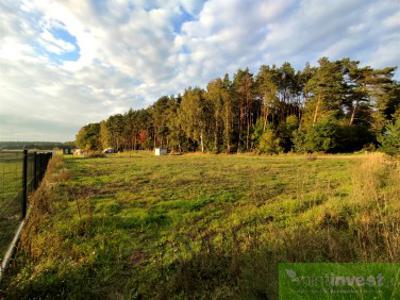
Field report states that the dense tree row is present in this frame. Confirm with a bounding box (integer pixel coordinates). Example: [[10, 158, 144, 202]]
[[76, 57, 400, 154]]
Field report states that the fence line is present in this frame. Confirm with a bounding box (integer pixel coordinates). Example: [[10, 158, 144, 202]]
[[0, 149, 53, 282]]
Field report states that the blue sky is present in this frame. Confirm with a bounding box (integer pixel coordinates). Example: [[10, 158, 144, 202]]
[[48, 27, 80, 61], [0, 0, 399, 141]]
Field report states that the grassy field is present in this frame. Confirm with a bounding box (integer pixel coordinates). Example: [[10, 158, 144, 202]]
[[2, 152, 400, 299]]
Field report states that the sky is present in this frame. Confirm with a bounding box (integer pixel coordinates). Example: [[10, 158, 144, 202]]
[[0, 0, 399, 142]]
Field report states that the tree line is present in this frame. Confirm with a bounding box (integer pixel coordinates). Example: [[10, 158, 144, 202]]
[[0, 141, 64, 150], [76, 57, 400, 154]]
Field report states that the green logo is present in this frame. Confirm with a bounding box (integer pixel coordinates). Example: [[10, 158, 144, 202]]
[[279, 263, 400, 299]]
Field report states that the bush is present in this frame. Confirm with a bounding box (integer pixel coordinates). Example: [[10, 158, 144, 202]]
[[334, 125, 374, 153], [257, 127, 282, 154], [292, 129, 306, 152], [85, 151, 106, 158], [379, 118, 400, 156], [292, 120, 337, 152], [278, 115, 299, 152]]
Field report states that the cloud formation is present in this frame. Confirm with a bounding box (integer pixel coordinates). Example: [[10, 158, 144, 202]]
[[0, 0, 399, 141]]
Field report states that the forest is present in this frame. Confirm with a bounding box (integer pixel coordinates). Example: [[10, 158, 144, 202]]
[[76, 57, 400, 154]]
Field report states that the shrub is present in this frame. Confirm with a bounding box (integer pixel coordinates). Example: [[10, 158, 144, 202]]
[[85, 151, 106, 158], [379, 118, 400, 156], [293, 120, 337, 152], [334, 125, 374, 153], [278, 115, 299, 152], [257, 127, 282, 154]]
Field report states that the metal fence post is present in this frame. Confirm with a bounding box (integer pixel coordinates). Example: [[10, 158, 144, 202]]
[[22, 149, 28, 219], [40, 154, 44, 181], [33, 151, 37, 189]]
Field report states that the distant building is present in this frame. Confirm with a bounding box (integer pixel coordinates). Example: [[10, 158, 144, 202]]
[[155, 148, 167, 156]]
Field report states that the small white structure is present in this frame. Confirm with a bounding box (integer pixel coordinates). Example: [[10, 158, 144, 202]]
[[73, 149, 84, 156], [155, 148, 167, 156], [103, 148, 116, 154]]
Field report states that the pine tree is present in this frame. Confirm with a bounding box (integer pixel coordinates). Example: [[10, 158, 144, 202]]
[[179, 88, 209, 152]]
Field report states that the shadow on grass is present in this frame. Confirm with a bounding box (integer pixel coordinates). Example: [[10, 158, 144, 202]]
[[0, 201, 21, 260]]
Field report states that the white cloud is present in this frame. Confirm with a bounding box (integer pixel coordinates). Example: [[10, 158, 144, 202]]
[[0, 0, 399, 141], [0, 36, 35, 61], [384, 11, 400, 28]]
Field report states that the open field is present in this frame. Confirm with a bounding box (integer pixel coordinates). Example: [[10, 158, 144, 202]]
[[2, 152, 400, 299]]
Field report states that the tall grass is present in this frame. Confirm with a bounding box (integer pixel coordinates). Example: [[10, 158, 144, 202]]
[[350, 153, 400, 261], [19, 156, 69, 259]]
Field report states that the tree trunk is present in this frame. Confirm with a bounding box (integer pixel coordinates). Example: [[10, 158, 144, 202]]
[[263, 106, 269, 131], [214, 119, 218, 152], [349, 102, 357, 126], [200, 130, 204, 153], [313, 93, 321, 126], [246, 91, 250, 151], [237, 108, 242, 151], [246, 122, 250, 150], [228, 110, 233, 153]]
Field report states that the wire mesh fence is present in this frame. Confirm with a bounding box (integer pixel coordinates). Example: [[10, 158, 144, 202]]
[[0, 151, 23, 261], [0, 150, 53, 267]]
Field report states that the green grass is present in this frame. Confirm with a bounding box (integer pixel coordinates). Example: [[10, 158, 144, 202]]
[[0, 151, 37, 259], [0, 156, 23, 259], [2, 152, 400, 299]]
